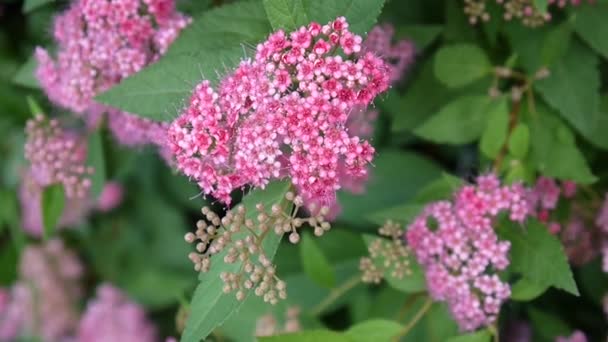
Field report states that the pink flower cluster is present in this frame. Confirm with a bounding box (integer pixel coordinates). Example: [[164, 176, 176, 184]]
[[528, 177, 577, 234], [25, 115, 93, 199], [77, 284, 156, 342], [406, 174, 530, 331], [0, 240, 83, 341], [596, 194, 608, 272], [168, 17, 390, 205], [555, 330, 588, 342], [35, 0, 189, 155]]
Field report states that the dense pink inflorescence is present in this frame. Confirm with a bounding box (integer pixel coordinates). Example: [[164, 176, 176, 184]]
[[0, 240, 83, 342], [168, 17, 390, 205], [25, 115, 93, 199], [77, 284, 156, 342], [406, 174, 530, 331], [35, 0, 189, 155]]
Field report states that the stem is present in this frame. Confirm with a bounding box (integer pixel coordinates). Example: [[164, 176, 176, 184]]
[[493, 100, 521, 173], [392, 298, 433, 341], [489, 323, 500, 342], [310, 275, 361, 316]]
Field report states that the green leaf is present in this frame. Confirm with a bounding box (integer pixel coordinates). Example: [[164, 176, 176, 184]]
[[507, 123, 530, 159], [434, 44, 491, 88], [446, 330, 492, 342], [367, 204, 423, 227], [396, 25, 442, 51], [574, 3, 608, 59], [23, 0, 53, 13], [337, 150, 442, 226], [411, 173, 463, 203], [535, 41, 608, 149], [13, 55, 39, 89], [299, 0, 386, 35], [26, 96, 43, 117], [497, 219, 579, 296], [527, 105, 597, 184], [362, 234, 425, 293], [182, 181, 292, 342], [414, 95, 496, 144], [541, 23, 572, 66], [480, 98, 510, 159], [86, 129, 106, 198], [528, 308, 571, 340], [259, 330, 353, 342], [263, 0, 309, 31], [97, 1, 273, 120], [345, 320, 403, 342], [41, 184, 65, 240], [300, 232, 336, 288], [533, 0, 549, 13], [510, 277, 548, 301]]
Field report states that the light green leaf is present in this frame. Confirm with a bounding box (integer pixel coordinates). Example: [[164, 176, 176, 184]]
[[480, 98, 510, 159], [23, 0, 53, 13], [263, 0, 309, 31], [497, 219, 579, 296], [446, 330, 492, 342], [511, 277, 549, 301], [26, 96, 43, 117], [41, 184, 65, 240], [412, 173, 462, 203], [300, 232, 336, 288], [97, 1, 273, 121], [574, 3, 608, 59], [13, 55, 39, 89], [533, 0, 549, 13], [260, 330, 353, 342], [86, 129, 106, 199], [346, 320, 403, 342], [434, 44, 491, 88], [362, 234, 425, 293], [527, 105, 597, 184], [414, 95, 496, 144], [508, 123, 530, 159], [181, 181, 292, 342]]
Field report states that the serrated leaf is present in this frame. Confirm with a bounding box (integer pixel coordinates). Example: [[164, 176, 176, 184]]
[[508, 123, 530, 159], [510, 277, 548, 301], [362, 234, 425, 293], [259, 330, 353, 342], [535, 41, 608, 149], [497, 219, 578, 295], [446, 330, 492, 342], [23, 0, 53, 13], [574, 3, 608, 59], [41, 184, 65, 240], [181, 181, 292, 342], [434, 44, 491, 88], [86, 129, 106, 198], [13, 55, 39, 89], [300, 232, 336, 288], [345, 319, 403, 342], [414, 95, 495, 144], [480, 98, 510, 159], [527, 104, 596, 184], [263, 0, 309, 31]]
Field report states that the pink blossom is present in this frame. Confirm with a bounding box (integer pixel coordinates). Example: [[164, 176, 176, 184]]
[[35, 0, 189, 157], [96, 181, 124, 212], [362, 24, 415, 83], [560, 216, 596, 266], [77, 284, 156, 342], [406, 173, 530, 331], [532, 176, 561, 211], [168, 18, 390, 205], [596, 194, 608, 233], [555, 330, 587, 342]]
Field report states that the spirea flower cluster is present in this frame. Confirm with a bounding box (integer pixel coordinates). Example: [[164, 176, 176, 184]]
[[25, 115, 93, 198], [185, 191, 331, 304], [77, 284, 157, 342], [464, 0, 593, 27], [406, 174, 530, 331], [0, 240, 83, 342], [35, 0, 189, 155], [168, 17, 390, 205], [528, 176, 577, 234], [360, 220, 413, 284]]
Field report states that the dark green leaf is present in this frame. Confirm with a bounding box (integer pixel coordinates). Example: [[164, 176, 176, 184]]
[[86, 129, 106, 198], [541, 23, 572, 66], [497, 219, 579, 295], [434, 44, 491, 88], [182, 181, 292, 342], [396, 25, 442, 51], [41, 184, 65, 240], [574, 3, 608, 59], [259, 330, 353, 342], [528, 308, 571, 340], [300, 232, 336, 288], [480, 98, 510, 159], [263, 0, 309, 31], [446, 330, 492, 342], [507, 123, 530, 159], [510, 277, 548, 301], [414, 95, 496, 144], [345, 320, 403, 342], [23, 0, 53, 13]]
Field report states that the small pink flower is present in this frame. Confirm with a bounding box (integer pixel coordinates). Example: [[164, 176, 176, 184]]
[[96, 181, 124, 212]]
